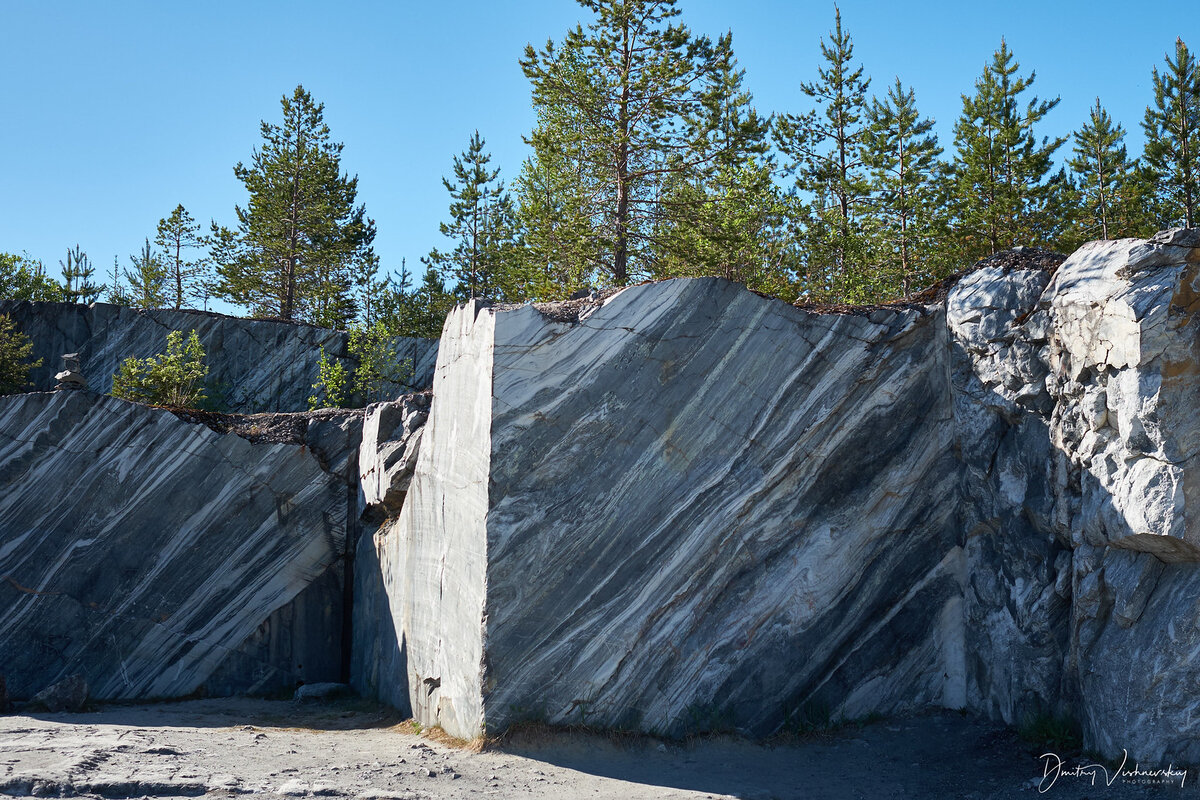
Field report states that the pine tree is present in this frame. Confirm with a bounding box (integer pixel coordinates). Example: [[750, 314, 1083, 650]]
[[214, 85, 376, 326], [515, 79, 598, 299], [656, 47, 789, 294], [1142, 38, 1200, 227], [59, 245, 103, 304], [124, 238, 168, 309], [950, 39, 1068, 262], [426, 132, 519, 301], [861, 78, 944, 295], [774, 7, 871, 296], [0, 313, 41, 395], [155, 205, 207, 309], [520, 0, 754, 286], [105, 256, 134, 306], [1069, 99, 1144, 240]]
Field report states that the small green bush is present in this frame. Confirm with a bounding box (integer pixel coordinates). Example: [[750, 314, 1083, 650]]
[[111, 329, 208, 408], [0, 314, 41, 395], [308, 322, 414, 410], [308, 346, 350, 410]]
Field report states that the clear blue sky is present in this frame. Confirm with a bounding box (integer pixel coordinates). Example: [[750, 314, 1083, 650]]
[[1, 0, 1194, 302]]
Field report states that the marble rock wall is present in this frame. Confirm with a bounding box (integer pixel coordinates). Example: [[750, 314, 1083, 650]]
[[948, 231, 1200, 762], [1043, 233, 1200, 762], [377, 279, 966, 740], [0, 390, 360, 700], [0, 300, 438, 412]]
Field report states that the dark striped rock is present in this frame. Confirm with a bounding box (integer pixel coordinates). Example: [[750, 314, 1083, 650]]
[[0, 390, 360, 701], [0, 300, 438, 412], [364, 278, 964, 739]]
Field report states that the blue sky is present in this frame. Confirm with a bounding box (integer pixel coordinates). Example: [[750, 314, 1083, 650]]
[[1, 0, 1194, 301]]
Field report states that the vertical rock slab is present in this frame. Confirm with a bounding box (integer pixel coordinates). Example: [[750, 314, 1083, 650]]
[[379, 278, 964, 740], [0, 391, 357, 699]]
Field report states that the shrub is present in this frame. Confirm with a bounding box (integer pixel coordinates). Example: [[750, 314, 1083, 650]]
[[308, 322, 414, 410], [111, 329, 208, 408], [308, 346, 350, 410], [0, 314, 41, 395]]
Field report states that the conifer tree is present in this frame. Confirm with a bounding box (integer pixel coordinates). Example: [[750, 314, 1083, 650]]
[[521, 0, 754, 286], [516, 63, 600, 299], [950, 39, 1068, 262], [861, 78, 944, 295], [774, 7, 871, 296], [214, 85, 376, 326], [59, 245, 103, 304], [426, 132, 519, 300], [155, 205, 207, 309], [1142, 38, 1200, 227], [1069, 99, 1144, 240], [657, 48, 789, 294], [105, 256, 134, 306], [124, 238, 168, 309]]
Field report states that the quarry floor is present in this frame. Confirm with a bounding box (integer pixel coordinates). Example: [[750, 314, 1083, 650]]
[[0, 698, 1190, 799]]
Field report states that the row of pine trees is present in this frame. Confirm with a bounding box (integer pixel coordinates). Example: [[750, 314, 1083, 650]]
[[3, 1, 1198, 339]]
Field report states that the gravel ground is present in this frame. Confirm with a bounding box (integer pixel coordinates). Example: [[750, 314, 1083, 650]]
[[0, 698, 1193, 799]]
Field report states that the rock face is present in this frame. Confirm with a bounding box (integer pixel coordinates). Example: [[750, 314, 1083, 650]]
[[7, 230, 1200, 765], [0, 390, 360, 700], [947, 233, 1200, 763], [0, 300, 438, 411], [367, 279, 965, 740]]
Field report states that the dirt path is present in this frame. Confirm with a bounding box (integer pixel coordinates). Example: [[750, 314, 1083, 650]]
[[0, 699, 1190, 799]]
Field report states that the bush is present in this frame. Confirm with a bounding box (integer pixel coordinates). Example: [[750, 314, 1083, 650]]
[[0, 314, 41, 395], [308, 322, 414, 410], [111, 329, 208, 408]]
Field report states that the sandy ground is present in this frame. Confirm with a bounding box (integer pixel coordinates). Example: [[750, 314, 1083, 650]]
[[0, 698, 1193, 799]]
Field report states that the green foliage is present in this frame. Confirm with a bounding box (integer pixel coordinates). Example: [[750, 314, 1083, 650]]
[[0, 252, 65, 301], [0, 314, 42, 395], [308, 345, 350, 410], [949, 40, 1069, 263], [520, 0, 759, 286], [376, 263, 457, 340], [124, 238, 168, 309], [426, 132, 521, 301], [349, 322, 415, 403], [1068, 99, 1153, 242], [213, 85, 376, 327], [1142, 38, 1200, 228], [308, 323, 415, 410], [111, 329, 209, 408], [59, 245, 104, 304], [861, 78, 946, 295], [155, 204, 209, 309], [775, 7, 872, 290], [1019, 711, 1082, 752]]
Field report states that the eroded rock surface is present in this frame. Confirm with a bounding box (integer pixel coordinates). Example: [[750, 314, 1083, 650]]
[[0, 300, 438, 411]]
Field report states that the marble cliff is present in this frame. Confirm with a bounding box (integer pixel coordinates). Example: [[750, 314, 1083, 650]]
[[0, 299, 438, 411], [3, 230, 1200, 763]]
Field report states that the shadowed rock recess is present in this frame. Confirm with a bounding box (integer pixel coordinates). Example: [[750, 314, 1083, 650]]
[[4, 231, 1200, 763]]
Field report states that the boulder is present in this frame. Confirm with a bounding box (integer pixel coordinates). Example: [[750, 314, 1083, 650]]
[[31, 674, 87, 713]]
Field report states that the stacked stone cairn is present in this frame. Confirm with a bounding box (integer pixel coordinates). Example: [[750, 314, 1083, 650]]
[[54, 353, 85, 391]]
